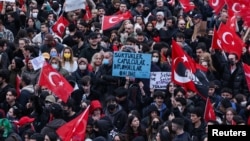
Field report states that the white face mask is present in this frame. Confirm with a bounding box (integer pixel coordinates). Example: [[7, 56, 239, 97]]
[[65, 30, 70, 35], [79, 64, 87, 70], [91, 27, 95, 32], [178, 106, 183, 112], [32, 13, 38, 18], [241, 101, 247, 107], [152, 57, 159, 63], [52, 64, 58, 69]]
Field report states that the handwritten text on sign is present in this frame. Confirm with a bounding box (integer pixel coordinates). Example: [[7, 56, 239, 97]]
[[112, 52, 151, 78], [150, 72, 171, 89]]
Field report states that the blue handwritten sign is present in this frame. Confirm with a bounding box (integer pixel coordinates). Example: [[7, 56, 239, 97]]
[[112, 52, 152, 78]]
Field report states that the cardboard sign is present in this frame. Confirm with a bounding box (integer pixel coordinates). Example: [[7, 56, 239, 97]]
[[112, 52, 152, 78], [150, 72, 171, 89]]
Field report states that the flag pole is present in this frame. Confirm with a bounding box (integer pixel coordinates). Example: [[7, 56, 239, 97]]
[[36, 62, 46, 95], [204, 97, 209, 121], [101, 15, 105, 33]]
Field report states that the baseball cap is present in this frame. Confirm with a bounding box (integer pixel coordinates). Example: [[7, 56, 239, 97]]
[[16, 116, 35, 126], [42, 52, 50, 60], [193, 14, 202, 19], [45, 95, 56, 103]]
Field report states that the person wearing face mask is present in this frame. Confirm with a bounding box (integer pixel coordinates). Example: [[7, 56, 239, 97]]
[[49, 57, 69, 77], [215, 53, 249, 96], [72, 31, 87, 59], [93, 51, 121, 103], [61, 47, 78, 74], [72, 58, 91, 85], [6, 106, 20, 122], [146, 116, 163, 141], [104, 96, 128, 132], [150, 50, 171, 72]]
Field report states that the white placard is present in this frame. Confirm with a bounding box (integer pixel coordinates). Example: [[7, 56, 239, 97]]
[[30, 56, 45, 71], [150, 72, 171, 89], [65, 0, 85, 12], [0, 0, 15, 2]]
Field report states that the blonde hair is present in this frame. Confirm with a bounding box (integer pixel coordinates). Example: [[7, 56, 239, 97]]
[[118, 20, 132, 34], [200, 52, 216, 71], [90, 52, 104, 71]]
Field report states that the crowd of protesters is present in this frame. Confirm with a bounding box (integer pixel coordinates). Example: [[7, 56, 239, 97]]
[[0, 0, 249, 141]]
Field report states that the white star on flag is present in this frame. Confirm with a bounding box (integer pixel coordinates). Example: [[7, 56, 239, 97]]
[[182, 55, 188, 62], [59, 81, 64, 86]]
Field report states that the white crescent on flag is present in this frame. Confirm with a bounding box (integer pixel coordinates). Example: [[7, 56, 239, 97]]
[[57, 23, 65, 34], [173, 56, 191, 83], [232, 3, 241, 13], [48, 72, 61, 86], [109, 17, 119, 24], [216, 39, 222, 48], [212, 0, 219, 6], [222, 32, 233, 44]]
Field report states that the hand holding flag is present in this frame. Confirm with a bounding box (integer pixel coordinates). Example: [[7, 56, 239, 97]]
[[38, 63, 73, 103], [57, 106, 90, 141], [204, 98, 216, 122]]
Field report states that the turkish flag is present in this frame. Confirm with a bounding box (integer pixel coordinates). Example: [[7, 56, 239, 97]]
[[208, 0, 225, 15], [204, 98, 216, 122], [52, 16, 69, 37], [57, 106, 90, 141], [225, 0, 248, 14], [16, 75, 21, 98], [102, 11, 132, 31], [179, 0, 195, 13], [217, 23, 244, 58], [211, 27, 223, 50], [226, 9, 237, 30], [243, 63, 250, 91], [83, 5, 92, 21], [171, 40, 209, 99], [38, 63, 73, 103]]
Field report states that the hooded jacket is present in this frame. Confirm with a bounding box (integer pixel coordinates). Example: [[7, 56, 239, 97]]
[[18, 85, 34, 107], [40, 119, 66, 136], [90, 100, 104, 115]]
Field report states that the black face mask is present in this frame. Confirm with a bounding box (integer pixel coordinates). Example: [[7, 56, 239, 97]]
[[107, 104, 116, 111], [229, 60, 235, 66], [208, 35, 213, 39], [152, 122, 160, 129]]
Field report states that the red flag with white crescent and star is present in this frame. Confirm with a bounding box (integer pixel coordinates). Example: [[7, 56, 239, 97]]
[[225, 0, 248, 14], [217, 23, 244, 58], [102, 11, 132, 31], [56, 106, 90, 141], [171, 40, 209, 99], [179, 0, 195, 13], [208, 0, 225, 15], [211, 27, 223, 50], [38, 63, 73, 103], [204, 98, 216, 122], [52, 16, 69, 37]]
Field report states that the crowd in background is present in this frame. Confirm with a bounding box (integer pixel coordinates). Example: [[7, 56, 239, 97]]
[[0, 0, 249, 141]]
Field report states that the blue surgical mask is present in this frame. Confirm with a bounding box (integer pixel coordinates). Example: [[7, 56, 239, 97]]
[[102, 59, 109, 65], [50, 52, 57, 57]]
